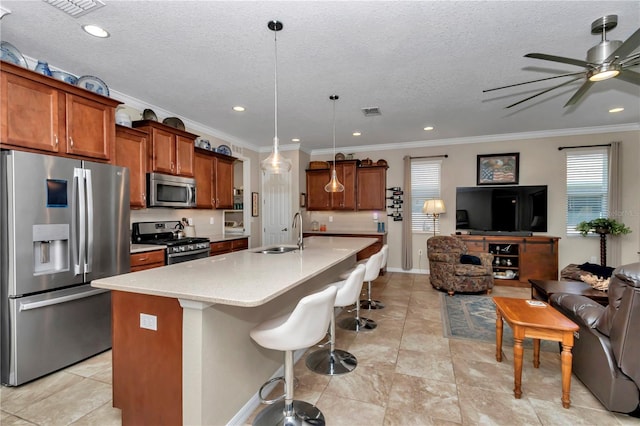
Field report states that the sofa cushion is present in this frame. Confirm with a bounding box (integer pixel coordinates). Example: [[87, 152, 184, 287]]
[[550, 293, 604, 329]]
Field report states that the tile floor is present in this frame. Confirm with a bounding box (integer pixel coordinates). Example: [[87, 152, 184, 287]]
[[2, 272, 639, 425]]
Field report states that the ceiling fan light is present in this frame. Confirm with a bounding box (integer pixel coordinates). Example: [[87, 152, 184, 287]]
[[588, 63, 621, 82]]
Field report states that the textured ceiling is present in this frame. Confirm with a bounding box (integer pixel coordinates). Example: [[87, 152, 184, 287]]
[[0, 1, 638, 153]]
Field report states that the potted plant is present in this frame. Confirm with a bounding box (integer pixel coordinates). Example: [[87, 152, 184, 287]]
[[575, 218, 632, 266]]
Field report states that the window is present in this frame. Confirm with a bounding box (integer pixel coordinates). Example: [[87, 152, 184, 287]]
[[566, 148, 609, 234], [411, 159, 442, 233]]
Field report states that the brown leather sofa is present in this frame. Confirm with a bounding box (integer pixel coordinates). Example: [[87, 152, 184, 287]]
[[550, 262, 640, 415], [427, 236, 494, 295]]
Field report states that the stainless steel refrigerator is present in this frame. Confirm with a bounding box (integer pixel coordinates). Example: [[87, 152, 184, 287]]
[[1, 150, 130, 386]]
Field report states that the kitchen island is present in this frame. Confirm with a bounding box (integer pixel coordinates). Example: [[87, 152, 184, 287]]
[[92, 236, 376, 425]]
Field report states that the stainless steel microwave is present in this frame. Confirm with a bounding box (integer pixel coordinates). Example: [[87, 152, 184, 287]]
[[147, 173, 196, 208]]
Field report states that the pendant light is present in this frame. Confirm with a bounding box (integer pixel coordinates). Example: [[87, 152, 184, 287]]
[[324, 95, 344, 192], [261, 20, 292, 174]]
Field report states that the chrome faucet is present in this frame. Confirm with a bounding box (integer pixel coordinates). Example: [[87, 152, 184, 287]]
[[292, 212, 304, 250]]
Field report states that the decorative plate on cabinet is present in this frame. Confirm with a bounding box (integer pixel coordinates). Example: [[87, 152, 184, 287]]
[[142, 108, 158, 121], [76, 75, 109, 96], [162, 117, 185, 130], [0, 41, 28, 68], [217, 144, 232, 156]]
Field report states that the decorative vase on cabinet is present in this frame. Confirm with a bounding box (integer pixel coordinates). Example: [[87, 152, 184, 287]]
[[34, 61, 52, 76]]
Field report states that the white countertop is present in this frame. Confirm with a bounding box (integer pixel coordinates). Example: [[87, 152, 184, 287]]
[[95, 236, 376, 307], [304, 230, 386, 236]]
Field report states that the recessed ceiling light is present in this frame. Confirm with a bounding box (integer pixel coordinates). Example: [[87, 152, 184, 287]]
[[608, 107, 624, 113], [82, 24, 109, 38], [423, 126, 434, 131], [291, 138, 300, 142], [352, 132, 362, 136], [232, 106, 245, 112]]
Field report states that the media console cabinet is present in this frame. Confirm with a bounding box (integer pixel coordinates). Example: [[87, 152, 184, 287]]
[[456, 235, 560, 286]]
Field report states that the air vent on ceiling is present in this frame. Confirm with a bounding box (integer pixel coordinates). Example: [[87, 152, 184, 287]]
[[361, 107, 381, 117], [44, 0, 105, 18]]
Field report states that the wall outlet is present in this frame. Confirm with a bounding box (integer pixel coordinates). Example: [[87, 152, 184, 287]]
[[140, 313, 157, 331], [329, 216, 333, 222], [418, 249, 423, 256], [209, 217, 215, 225], [590, 256, 598, 264]]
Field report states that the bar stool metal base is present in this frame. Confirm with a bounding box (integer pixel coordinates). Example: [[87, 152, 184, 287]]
[[360, 299, 385, 310], [253, 400, 325, 426], [305, 348, 357, 375], [338, 316, 377, 331]]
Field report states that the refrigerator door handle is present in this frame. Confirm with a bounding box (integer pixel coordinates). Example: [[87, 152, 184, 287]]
[[73, 168, 86, 275], [85, 169, 93, 272], [18, 288, 109, 311]]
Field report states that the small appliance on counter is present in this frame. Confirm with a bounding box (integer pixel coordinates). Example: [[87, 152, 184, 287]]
[[132, 221, 210, 265]]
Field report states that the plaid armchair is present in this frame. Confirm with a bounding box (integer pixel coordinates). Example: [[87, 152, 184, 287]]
[[427, 236, 494, 296]]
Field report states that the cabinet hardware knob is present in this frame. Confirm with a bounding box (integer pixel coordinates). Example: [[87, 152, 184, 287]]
[[70, 137, 74, 147], [54, 135, 59, 146]]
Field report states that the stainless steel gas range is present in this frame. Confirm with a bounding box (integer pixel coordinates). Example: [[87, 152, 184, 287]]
[[132, 221, 210, 265]]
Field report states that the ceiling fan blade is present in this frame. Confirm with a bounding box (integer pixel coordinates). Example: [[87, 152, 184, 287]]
[[483, 71, 586, 93], [605, 27, 640, 63], [506, 76, 583, 108], [525, 53, 590, 68], [564, 80, 595, 107], [616, 69, 640, 86]]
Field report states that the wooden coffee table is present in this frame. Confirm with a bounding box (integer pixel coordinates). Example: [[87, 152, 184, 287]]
[[493, 296, 579, 408], [529, 279, 608, 306]]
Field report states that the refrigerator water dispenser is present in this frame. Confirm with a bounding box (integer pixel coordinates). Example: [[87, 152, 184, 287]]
[[33, 224, 69, 275]]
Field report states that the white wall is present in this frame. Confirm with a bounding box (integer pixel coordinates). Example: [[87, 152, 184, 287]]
[[310, 130, 640, 273]]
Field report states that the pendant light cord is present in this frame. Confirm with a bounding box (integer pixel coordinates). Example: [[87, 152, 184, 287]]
[[332, 96, 336, 166], [273, 27, 279, 148]]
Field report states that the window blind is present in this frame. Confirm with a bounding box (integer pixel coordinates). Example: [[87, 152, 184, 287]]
[[411, 159, 442, 233], [566, 148, 609, 234]]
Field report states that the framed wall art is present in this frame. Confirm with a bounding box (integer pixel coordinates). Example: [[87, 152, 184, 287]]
[[477, 153, 519, 185], [251, 192, 259, 217]]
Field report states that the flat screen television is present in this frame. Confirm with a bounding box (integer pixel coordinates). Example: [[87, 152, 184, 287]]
[[455, 185, 548, 234]]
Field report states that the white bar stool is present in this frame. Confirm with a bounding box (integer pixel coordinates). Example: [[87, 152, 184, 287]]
[[306, 264, 366, 375], [250, 286, 337, 426], [359, 249, 385, 310]]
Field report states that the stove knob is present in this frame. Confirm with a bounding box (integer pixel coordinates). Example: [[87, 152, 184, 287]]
[[188, 244, 195, 251], [179, 246, 186, 252]]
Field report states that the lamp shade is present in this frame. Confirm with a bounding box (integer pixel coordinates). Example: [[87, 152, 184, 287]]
[[423, 199, 446, 215]]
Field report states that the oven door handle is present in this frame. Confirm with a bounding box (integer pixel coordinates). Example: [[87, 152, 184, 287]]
[[167, 248, 210, 259]]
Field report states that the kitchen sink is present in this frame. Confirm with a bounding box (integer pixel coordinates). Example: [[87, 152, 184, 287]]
[[254, 246, 298, 254]]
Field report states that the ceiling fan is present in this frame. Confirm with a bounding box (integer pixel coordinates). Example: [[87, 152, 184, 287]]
[[484, 15, 640, 108]]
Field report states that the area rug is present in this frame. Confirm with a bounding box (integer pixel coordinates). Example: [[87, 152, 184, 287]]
[[440, 293, 556, 352]]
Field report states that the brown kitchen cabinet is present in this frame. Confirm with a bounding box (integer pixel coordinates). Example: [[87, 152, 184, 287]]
[[331, 160, 357, 210], [356, 165, 387, 210], [194, 147, 235, 209], [132, 120, 196, 177], [130, 249, 165, 272], [210, 237, 248, 256], [305, 160, 357, 210], [456, 235, 560, 286], [115, 125, 147, 208], [306, 168, 332, 210], [1, 61, 120, 161]]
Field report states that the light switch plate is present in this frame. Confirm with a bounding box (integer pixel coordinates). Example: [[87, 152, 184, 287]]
[[140, 313, 157, 331]]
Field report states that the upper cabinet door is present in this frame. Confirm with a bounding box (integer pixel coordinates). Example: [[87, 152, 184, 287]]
[[1, 72, 62, 153], [331, 161, 357, 210], [357, 166, 387, 210], [65, 94, 113, 160], [149, 127, 175, 174], [194, 151, 213, 208], [306, 169, 331, 210], [213, 157, 234, 209], [115, 126, 147, 208], [175, 135, 195, 177]]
